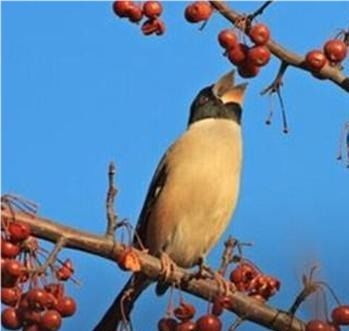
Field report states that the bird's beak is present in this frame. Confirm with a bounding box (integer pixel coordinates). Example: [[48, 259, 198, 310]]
[[212, 70, 248, 105]]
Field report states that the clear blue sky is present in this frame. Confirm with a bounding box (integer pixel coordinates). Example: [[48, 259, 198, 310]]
[[2, 2, 349, 330]]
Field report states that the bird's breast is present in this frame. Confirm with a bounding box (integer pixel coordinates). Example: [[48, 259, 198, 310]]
[[146, 119, 242, 268]]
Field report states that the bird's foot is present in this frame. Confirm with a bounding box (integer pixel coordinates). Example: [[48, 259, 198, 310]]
[[159, 252, 177, 283], [183, 258, 235, 297]]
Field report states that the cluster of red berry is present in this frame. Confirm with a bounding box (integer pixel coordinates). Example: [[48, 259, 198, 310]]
[[158, 300, 223, 331], [229, 260, 279, 302], [218, 23, 271, 78], [1, 221, 76, 331], [156, 258, 280, 331], [305, 305, 349, 331], [112, 0, 165, 36], [305, 38, 348, 72]]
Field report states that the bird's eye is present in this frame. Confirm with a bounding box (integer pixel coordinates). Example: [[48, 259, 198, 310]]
[[198, 95, 209, 105]]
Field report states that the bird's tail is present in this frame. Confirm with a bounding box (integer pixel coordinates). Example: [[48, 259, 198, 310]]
[[93, 273, 151, 331]]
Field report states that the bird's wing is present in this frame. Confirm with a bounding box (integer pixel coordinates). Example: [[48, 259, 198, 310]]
[[133, 151, 169, 248]]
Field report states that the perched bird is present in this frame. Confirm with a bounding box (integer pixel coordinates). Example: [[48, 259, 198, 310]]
[[94, 71, 247, 331]]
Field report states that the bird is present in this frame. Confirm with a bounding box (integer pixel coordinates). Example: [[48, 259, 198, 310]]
[[94, 70, 247, 331]]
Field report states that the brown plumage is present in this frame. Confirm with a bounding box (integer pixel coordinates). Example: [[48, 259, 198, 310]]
[[93, 71, 247, 331]]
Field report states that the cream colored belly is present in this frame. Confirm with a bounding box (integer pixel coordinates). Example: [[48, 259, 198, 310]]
[[146, 119, 242, 268]]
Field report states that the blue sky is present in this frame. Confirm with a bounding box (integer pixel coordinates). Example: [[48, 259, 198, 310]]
[[2, 2, 349, 330]]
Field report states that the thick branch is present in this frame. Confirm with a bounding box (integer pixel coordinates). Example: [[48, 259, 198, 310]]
[[1, 208, 305, 331], [210, 1, 349, 93]]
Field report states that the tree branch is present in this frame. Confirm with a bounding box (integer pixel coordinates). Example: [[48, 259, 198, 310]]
[[210, 1, 349, 93], [1, 208, 305, 331], [106, 161, 118, 239]]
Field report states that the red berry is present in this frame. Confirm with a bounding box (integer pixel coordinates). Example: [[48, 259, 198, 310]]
[[176, 320, 197, 331], [306, 320, 332, 331], [174, 302, 196, 322], [55, 296, 76, 317], [185, 1, 213, 23], [328, 324, 341, 331], [228, 43, 249, 66], [248, 274, 280, 299], [1, 287, 22, 306], [112, 0, 134, 17], [218, 29, 238, 50], [247, 46, 271, 67], [238, 61, 260, 78], [211, 296, 231, 316], [211, 297, 223, 316], [44, 283, 65, 300], [141, 18, 165, 36], [249, 23, 270, 46], [230, 262, 258, 286], [1, 307, 22, 330], [143, 1, 163, 19], [8, 222, 31, 243], [332, 305, 349, 326], [23, 325, 41, 331], [40, 310, 62, 331], [305, 50, 327, 71], [56, 259, 74, 281], [324, 39, 347, 63], [3, 259, 23, 278], [126, 4, 144, 23], [19, 308, 41, 325], [26, 288, 48, 310], [196, 314, 222, 331], [23, 324, 41, 331], [1, 240, 21, 258], [158, 317, 178, 331], [154, 19, 166, 35]]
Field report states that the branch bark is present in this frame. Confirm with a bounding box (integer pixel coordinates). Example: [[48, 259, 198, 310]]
[[210, 1, 349, 93], [1, 208, 305, 331]]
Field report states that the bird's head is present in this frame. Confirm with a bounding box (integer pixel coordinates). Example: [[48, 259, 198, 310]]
[[188, 70, 247, 126]]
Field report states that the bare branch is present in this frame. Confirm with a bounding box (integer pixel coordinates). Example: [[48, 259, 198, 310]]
[[1, 208, 305, 331]]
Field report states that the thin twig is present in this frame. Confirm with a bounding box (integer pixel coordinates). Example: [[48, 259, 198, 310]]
[[218, 236, 237, 276], [33, 237, 67, 275], [106, 161, 118, 239], [248, 1, 274, 22], [261, 61, 289, 95]]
